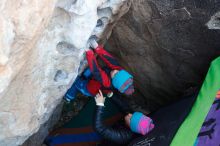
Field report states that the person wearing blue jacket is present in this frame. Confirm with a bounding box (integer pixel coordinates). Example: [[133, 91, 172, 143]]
[[64, 39, 134, 102]]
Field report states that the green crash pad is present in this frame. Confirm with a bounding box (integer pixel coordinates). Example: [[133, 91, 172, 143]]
[[171, 57, 220, 146]]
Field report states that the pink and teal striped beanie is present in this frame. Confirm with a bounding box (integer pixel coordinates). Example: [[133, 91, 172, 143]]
[[130, 112, 154, 135]]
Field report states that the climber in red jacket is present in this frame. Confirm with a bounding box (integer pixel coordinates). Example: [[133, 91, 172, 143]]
[[64, 39, 134, 102]]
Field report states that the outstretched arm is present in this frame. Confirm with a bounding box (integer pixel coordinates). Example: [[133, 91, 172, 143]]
[[86, 50, 111, 88], [93, 90, 133, 144], [94, 45, 123, 70], [88, 38, 122, 70]]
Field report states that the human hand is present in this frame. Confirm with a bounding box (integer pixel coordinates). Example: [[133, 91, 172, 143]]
[[89, 37, 98, 49], [107, 91, 113, 98], [95, 90, 106, 106]]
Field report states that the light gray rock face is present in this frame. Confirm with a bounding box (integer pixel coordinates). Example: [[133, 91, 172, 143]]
[[106, 0, 220, 111], [0, 0, 130, 145]]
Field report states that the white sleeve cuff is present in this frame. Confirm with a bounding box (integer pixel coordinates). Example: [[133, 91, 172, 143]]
[[96, 103, 104, 106]]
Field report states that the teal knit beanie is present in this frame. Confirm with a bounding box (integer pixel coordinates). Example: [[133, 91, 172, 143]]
[[112, 70, 133, 94]]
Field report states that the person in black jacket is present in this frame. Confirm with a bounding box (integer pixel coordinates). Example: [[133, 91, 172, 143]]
[[93, 90, 155, 145]]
